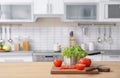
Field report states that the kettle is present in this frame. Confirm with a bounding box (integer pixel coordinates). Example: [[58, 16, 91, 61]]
[[53, 43, 61, 52]]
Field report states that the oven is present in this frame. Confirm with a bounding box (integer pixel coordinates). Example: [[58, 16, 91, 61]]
[[33, 51, 63, 62]]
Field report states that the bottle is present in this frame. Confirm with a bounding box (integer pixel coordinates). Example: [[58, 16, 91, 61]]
[[23, 37, 29, 51], [69, 31, 76, 47]]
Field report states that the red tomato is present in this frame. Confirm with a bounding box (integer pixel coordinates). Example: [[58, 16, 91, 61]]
[[75, 64, 86, 70], [60, 65, 76, 70], [69, 65, 76, 69], [53, 58, 62, 67], [79, 58, 91, 67], [60, 65, 69, 69]]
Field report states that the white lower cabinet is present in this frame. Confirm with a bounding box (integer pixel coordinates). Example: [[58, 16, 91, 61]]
[[0, 55, 32, 62], [64, 0, 99, 3], [0, 0, 33, 4], [87, 54, 120, 61], [102, 55, 120, 61], [86, 55, 102, 61]]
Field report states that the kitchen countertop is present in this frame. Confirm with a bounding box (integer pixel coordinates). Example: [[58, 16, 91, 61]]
[[0, 51, 33, 56], [0, 50, 120, 55], [0, 51, 33, 53], [0, 62, 119, 78], [87, 50, 120, 55]]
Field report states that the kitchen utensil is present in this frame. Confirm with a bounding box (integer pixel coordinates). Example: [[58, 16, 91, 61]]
[[88, 52, 101, 55], [103, 26, 107, 42], [4, 26, 7, 42], [51, 66, 99, 74], [0, 26, 4, 43], [97, 66, 110, 72], [107, 26, 113, 44], [86, 65, 103, 71], [8, 26, 13, 43], [86, 65, 110, 72], [64, 56, 78, 66], [97, 27, 102, 43], [81, 26, 88, 35]]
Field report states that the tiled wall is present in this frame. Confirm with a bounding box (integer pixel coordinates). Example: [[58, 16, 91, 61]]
[[1, 18, 120, 51], [1, 25, 119, 51]]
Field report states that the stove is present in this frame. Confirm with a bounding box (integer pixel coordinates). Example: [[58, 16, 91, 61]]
[[33, 50, 63, 62]]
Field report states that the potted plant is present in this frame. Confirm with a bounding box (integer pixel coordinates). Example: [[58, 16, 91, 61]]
[[61, 45, 88, 66]]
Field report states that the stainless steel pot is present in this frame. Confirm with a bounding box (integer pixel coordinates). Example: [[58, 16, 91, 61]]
[[64, 52, 101, 66], [64, 56, 79, 66]]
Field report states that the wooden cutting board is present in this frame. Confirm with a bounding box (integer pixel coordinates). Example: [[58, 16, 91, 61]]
[[51, 66, 99, 74]]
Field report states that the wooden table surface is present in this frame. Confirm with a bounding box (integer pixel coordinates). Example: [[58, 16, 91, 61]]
[[0, 62, 119, 78]]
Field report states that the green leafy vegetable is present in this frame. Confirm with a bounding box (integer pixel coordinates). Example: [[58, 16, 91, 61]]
[[61, 45, 88, 58], [0, 42, 3, 47]]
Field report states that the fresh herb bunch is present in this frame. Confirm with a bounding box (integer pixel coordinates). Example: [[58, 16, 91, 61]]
[[61, 45, 88, 58]]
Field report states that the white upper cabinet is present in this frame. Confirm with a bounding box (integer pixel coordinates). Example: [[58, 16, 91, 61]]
[[50, 0, 64, 14], [0, 0, 33, 22], [34, 0, 64, 15], [100, 2, 120, 22], [64, 3, 99, 22], [34, 0, 48, 14], [0, 4, 33, 22]]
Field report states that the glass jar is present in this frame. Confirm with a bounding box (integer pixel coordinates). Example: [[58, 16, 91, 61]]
[[23, 37, 29, 51], [14, 36, 20, 51]]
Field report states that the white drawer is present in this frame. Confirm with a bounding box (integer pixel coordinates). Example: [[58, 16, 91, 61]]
[[86, 55, 102, 61], [0, 55, 32, 62], [102, 55, 120, 61]]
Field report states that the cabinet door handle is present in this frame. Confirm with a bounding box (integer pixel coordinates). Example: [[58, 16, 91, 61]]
[[50, 4, 52, 14]]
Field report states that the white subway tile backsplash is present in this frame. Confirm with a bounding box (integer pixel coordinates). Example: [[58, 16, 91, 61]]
[[0, 25, 118, 51]]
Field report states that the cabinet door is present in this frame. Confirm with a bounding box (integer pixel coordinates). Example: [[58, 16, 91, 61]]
[[64, 0, 99, 3], [86, 55, 102, 61], [102, 55, 120, 61], [50, 0, 64, 14], [34, 0, 48, 14], [107, 4, 120, 18], [65, 3, 98, 21], [0, 4, 33, 22], [0, 0, 33, 3], [0, 55, 32, 62]]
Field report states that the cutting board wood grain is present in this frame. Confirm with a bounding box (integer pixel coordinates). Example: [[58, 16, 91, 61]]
[[51, 66, 99, 74]]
